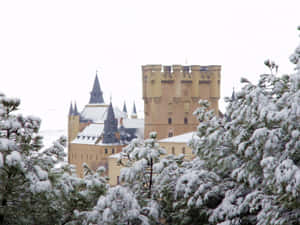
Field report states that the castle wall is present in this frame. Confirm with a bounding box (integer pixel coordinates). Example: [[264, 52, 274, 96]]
[[69, 143, 124, 177], [142, 64, 221, 140]]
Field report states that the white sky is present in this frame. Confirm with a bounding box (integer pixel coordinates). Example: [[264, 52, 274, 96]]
[[0, 0, 299, 131]]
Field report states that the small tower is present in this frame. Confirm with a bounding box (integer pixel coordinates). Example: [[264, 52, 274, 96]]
[[122, 101, 128, 118], [89, 73, 104, 104], [68, 101, 80, 142], [102, 102, 119, 144], [131, 102, 138, 119]]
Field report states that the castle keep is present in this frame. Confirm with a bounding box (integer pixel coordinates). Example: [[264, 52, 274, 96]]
[[142, 64, 221, 139]]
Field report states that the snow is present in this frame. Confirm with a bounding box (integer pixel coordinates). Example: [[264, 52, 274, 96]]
[[121, 118, 144, 129], [159, 132, 199, 143], [80, 104, 108, 122], [34, 165, 48, 180], [35, 180, 52, 193], [0, 152, 3, 167], [6, 151, 22, 167], [71, 124, 104, 144], [80, 105, 127, 123], [109, 153, 121, 159]]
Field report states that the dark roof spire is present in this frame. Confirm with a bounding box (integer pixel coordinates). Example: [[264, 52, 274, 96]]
[[123, 101, 127, 113], [102, 102, 119, 144], [132, 102, 137, 114], [69, 102, 74, 116], [74, 102, 80, 115], [89, 72, 104, 104], [131, 102, 137, 119]]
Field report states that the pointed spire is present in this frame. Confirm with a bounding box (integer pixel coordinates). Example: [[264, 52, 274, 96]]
[[102, 102, 119, 144], [89, 72, 104, 104], [133, 102, 137, 114], [123, 101, 127, 113], [131, 102, 137, 119], [74, 102, 80, 116], [69, 102, 74, 116]]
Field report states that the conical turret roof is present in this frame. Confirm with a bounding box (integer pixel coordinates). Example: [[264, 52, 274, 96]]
[[74, 102, 80, 115], [123, 101, 127, 113], [132, 102, 137, 114], [69, 102, 74, 115], [89, 73, 104, 104]]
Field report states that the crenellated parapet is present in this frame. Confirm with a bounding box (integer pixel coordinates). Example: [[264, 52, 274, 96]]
[[142, 64, 221, 99], [142, 64, 221, 139]]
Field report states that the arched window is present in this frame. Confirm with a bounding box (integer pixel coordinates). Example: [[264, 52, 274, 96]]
[[182, 147, 186, 154], [168, 118, 172, 124], [172, 147, 175, 155], [105, 148, 108, 154], [112, 148, 115, 154], [184, 117, 188, 124]]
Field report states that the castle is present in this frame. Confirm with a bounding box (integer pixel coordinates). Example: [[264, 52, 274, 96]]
[[68, 64, 221, 181]]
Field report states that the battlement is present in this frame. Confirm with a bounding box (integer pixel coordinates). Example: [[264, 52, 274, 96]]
[[142, 64, 221, 100], [142, 64, 221, 73]]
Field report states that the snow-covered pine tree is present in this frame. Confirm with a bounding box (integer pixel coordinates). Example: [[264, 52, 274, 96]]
[[119, 132, 166, 224], [186, 28, 300, 225], [83, 186, 149, 225], [0, 93, 109, 225], [0, 93, 57, 224]]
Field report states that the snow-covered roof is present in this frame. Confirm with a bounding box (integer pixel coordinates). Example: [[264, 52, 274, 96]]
[[80, 105, 127, 123], [159, 132, 199, 143], [121, 118, 144, 129], [109, 153, 121, 159], [80, 105, 108, 123], [71, 124, 104, 144], [79, 124, 104, 137]]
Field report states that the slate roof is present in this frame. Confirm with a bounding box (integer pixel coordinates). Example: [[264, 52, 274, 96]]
[[89, 74, 104, 104]]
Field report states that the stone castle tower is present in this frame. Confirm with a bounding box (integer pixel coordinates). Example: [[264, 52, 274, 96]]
[[142, 64, 221, 140]]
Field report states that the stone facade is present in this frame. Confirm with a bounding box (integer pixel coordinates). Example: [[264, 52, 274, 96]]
[[142, 64, 221, 140]]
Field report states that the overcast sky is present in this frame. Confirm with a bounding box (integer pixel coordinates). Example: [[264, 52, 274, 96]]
[[0, 0, 299, 131]]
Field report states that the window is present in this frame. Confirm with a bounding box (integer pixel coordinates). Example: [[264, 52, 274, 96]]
[[182, 147, 186, 154], [184, 117, 188, 124], [117, 176, 120, 185], [112, 148, 115, 154], [105, 148, 108, 154], [168, 118, 172, 124], [168, 132, 173, 137], [172, 147, 175, 154], [184, 102, 190, 112]]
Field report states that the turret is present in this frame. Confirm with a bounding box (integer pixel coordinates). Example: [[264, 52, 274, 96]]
[[89, 73, 104, 104], [68, 101, 80, 142]]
